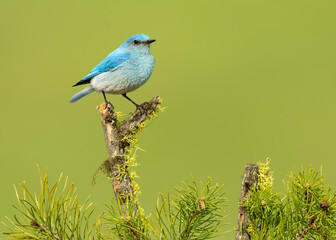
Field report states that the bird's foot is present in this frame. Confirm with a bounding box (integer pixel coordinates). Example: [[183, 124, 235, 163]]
[[135, 103, 145, 112], [105, 101, 114, 110]]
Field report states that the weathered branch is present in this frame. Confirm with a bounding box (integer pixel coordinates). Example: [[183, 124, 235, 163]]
[[97, 96, 161, 215], [235, 164, 259, 240], [119, 97, 161, 136]]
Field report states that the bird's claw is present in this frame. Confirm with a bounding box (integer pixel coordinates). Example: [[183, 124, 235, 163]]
[[105, 102, 114, 110], [135, 104, 145, 112]]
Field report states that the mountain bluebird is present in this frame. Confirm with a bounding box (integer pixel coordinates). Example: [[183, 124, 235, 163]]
[[70, 34, 156, 108]]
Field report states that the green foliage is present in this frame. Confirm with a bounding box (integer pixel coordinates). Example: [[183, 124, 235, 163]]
[[245, 160, 336, 239], [2, 169, 227, 240], [152, 177, 227, 240], [97, 177, 227, 240], [2, 166, 97, 240], [102, 197, 151, 240]]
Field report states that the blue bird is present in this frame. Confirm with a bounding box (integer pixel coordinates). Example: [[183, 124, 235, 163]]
[[70, 34, 156, 108]]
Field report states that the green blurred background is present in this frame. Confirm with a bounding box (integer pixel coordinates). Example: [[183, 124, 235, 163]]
[[1, 0, 336, 238]]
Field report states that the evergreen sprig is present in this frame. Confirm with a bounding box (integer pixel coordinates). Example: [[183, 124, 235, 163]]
[[2, 166, 97, 240], [245, 160, 336, 240], [103, 197, 151, 240], [152, 177, 227, 240]]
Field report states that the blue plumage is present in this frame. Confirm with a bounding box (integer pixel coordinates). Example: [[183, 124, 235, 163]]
[[70, 34, 156, 107]]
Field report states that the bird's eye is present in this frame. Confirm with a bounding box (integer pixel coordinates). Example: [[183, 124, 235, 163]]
[[133, 40, 140, 45]]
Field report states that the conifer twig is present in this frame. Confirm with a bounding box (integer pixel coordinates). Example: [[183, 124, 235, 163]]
[[97, 96, 161, 215], [235, 164, 259, 240], [179, 210, 198, 239], [30, 220, 62, 240]]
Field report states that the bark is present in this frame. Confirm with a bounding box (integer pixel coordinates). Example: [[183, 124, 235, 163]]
[[97, 96, 161, 215], [235, 164, 259, 240]]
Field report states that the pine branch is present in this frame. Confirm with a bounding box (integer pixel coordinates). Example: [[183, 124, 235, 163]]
[[179, 210, 198, 239], [154, 177, 227, 240], [2, 168, 96, 239], [30, 220, 62, 240], [244, 160, 336, 239]]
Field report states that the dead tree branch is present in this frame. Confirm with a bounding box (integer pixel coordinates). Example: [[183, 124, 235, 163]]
[[235, 164, 259, 240], [97, 96, 161, 215]]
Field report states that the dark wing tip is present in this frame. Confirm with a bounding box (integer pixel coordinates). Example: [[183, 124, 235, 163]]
[[72, 79, 91, 87]]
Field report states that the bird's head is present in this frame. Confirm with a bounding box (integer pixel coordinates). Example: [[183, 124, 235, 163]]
[[121, 34, 156, 53]]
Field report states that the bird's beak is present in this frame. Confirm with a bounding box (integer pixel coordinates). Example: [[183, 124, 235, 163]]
[[145, 39, 156, 44]]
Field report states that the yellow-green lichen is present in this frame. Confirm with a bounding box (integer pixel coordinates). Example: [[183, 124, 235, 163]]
[[115, 111, 124, 123], [131, 182, 141, 196], [257, 158, 274, 191], [129, 170, 139, 182], [122, 103, 163, 155], [111, 154, 139, 183], [113, 102, 163, 201]]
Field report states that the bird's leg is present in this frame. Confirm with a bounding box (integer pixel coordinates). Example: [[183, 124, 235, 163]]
[[122, 93, 142, 109], [102, 91, 113, 109]]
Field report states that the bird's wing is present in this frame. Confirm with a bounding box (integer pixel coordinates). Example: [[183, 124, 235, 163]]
[[73, 49, 130, 87]]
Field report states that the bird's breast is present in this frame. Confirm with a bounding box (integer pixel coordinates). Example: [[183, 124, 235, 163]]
[[91, 54, 155, 94], [134, 54, 155, 81]]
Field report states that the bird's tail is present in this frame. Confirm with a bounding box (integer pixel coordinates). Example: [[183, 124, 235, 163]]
[[69, 86, 95, 103]]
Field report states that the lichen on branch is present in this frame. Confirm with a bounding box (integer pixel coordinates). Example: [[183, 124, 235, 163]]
[[96, 96, 163, 214]]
